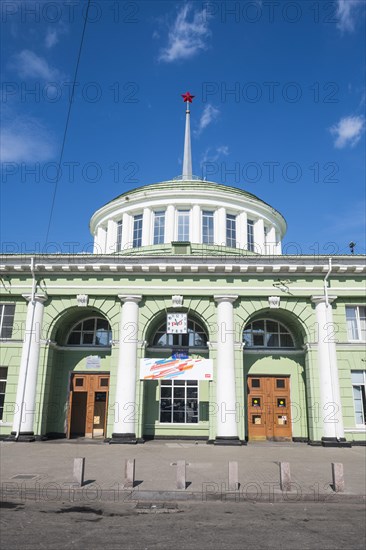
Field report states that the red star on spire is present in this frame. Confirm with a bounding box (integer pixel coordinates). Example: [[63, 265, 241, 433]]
[[181, 91, 195, 103]]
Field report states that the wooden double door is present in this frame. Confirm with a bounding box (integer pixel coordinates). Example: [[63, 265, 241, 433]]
[[68, 373, 109, 439], [247, 376, 292, 441]]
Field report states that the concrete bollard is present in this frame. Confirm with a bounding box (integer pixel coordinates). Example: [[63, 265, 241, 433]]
[[228, 461, 239, 491], [73, 457, 85, 487], [331, 462, 345, 493], [176, 460, 186, 490], [279, 462, 291, 491], [124, 459, 135, 488]]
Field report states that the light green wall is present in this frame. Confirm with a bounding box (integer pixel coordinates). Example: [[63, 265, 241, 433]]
[[1, 267, 365, 444]]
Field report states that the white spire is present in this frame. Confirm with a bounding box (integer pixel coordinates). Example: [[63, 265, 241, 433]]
[[181, 92, 195, 180]]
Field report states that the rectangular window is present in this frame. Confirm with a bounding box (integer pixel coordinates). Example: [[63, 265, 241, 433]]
[[160, 380, 198, 424], [346, 306, 366, 341], [132, 214, 143, 248], [153, 211, 165, 245], [247, 219, 254, 252], [202, 210, 214, 244], [226, 214, 236, 248], [177, 210, 190, 241], [116, 220, 123, 251], [0, 367, 8, 420], [0, 305, 15, 339], [351, 371, 366, 426]]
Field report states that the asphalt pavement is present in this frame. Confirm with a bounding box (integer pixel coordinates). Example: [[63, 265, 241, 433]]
[[1, 439, 365, 503]]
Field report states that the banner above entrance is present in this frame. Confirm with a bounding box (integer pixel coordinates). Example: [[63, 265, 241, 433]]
[[140, 358, 213, 381]]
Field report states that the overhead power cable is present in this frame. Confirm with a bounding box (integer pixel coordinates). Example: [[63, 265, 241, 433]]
[[45, 0, 91, 245]]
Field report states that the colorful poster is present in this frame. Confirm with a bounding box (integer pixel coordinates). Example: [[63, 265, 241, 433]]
[[140, 357, 213, 380]]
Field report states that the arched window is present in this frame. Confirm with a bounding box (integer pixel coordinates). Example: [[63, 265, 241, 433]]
[[243, 319, 295, 348], [67, 317, 112, 346], [151, 318, 208, 348]]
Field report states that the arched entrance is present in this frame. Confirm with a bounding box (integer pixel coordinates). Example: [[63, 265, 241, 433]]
[[243, 312, 307, 442], [42, 308, 113, 439]]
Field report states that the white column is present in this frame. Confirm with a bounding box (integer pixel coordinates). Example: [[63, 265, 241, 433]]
[[275, 230, 282, 255], [121, 212, 132, 251], [142, 207, 152, 247], [216, 207, 226, 246], [106, 219, 117, 253], [94, 226, 107, 254], [165, 204, 175, 243], [192, 204, 201, 243], [214, 295, 240, 444], [311, 296, 345, 442], [236, 211, 247, 251], [12, 294, 47, 439], [254, 218, 265, 255], [267, 225, 276, 255], [112, 295, 142, 442]]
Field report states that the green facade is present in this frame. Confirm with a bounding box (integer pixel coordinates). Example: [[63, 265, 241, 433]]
[[0, 253, 365, 444]]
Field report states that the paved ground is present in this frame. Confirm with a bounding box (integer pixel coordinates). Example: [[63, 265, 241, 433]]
[[1, 440, 365, 502], [1, 499, 365, 550]]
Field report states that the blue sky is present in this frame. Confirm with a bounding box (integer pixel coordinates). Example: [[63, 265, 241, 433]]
[[1, 0, 365, 255]]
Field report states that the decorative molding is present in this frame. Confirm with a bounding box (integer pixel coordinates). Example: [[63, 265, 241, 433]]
[[22, 293, 48, 303], [77, 294, 88, 307], [118, 294, 142, 304], [268, 296, 280, 308], [172, 295, 183, 307], [214, 295, 238, 304], [311, 295, 337, 305]]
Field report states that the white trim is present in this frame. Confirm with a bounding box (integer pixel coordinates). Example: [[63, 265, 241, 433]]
[[5, 285, 366, 293], [243, 348, 304, 355], [345, 305, 366, 342]]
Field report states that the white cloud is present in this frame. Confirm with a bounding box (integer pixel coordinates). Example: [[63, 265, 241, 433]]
[[195, 104, 220, 135], [330, 115, 365, 148], [159, 3, 211, 63], [11, 50, 61, 80], [200, 145, 230, 166], [336, 0, 362, 33], [45, 28, 59, 48], [45, 23, 68, 48], [216, 145, 229, 156], [1, 117, 55, 163]]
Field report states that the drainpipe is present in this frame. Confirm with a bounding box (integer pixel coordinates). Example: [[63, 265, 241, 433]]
[[30, 257, 36, 304], [15, 258, 37, 440], [323, 258, 332, 307]]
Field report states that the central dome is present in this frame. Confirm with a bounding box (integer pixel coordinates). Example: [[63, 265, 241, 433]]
[[90, 179, 286, 256]]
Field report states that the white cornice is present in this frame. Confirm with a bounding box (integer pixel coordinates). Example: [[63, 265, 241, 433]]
[[1, 256, 365, 277]]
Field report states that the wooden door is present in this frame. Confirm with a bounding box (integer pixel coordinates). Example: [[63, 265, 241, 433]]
[[68, 374, 110, 438], [247, 376, 292, 441]]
